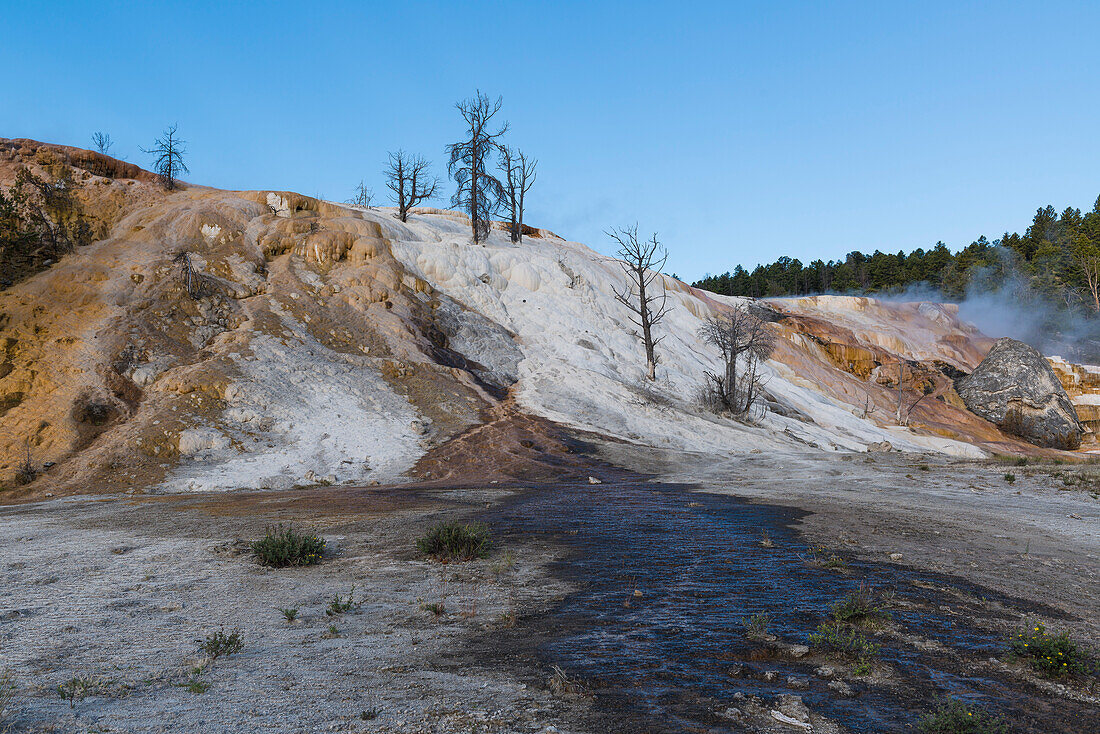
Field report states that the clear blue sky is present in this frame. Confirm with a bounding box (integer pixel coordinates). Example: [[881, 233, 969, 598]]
[[2, 1, 1097, 280]]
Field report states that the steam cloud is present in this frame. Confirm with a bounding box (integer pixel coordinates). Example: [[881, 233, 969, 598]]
[[879, 269, 1100, 364]]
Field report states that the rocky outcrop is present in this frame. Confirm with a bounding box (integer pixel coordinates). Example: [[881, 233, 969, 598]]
[[956, 338, 1084, 449]]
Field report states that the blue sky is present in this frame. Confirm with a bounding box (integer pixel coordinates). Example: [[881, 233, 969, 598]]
[[2, 1, 1097, 280]]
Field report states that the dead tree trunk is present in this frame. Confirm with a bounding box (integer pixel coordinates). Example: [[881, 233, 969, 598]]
[[608, 225, 672, 381], [447, 92, 508, 243], [385, 151, 439, 222]]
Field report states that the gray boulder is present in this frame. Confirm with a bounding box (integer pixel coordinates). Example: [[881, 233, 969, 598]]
[[956, 337, 1083, 449]]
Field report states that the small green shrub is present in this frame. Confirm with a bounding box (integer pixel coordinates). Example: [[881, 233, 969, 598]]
[[1014, 457, 1029, 467], [1008, 623, 1095, 678], [56, 674, 110, 708], [919, 464, 930, 471], [918, 697, 1008, 733], [830, 585, 891, 628], [326, 587, 357, 617], [200, 629, 243, 660], [809, 622, 880, 664], [251, 525, 325, 567], [742, 612, 771, 638], [1004, 473, 1016, 484], [278, 607, 298, 622], [416, 521, 491, 562]]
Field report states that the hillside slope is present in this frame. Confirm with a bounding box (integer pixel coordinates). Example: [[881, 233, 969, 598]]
[[0, 139, 1078, 496]]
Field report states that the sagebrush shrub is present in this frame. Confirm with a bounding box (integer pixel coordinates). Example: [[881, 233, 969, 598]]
[[200, 629, 243, 660], [416, 521, 491, 562], [251, 525, 325, 567], [809, 622, 880, 664]]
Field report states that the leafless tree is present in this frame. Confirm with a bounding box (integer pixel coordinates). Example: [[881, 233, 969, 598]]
[[142, 124, 188, 190], [447, 91, 508, 243], [385, 151, 439, 222], [91, 132, 113, 155], [500, 146, 537, 243], [499, 146, 520, 242], [172, 250, 204, 298], [894, 359, 937, 426], [515, 150, 536, 243], [608, 225, 672, 381], [699, 309, 777, 415], [346, 181, 375, 209], [15, 441, 37, 485]]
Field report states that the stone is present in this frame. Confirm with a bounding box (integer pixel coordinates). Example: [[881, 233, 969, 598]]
[[956, 337, 1083, 448]]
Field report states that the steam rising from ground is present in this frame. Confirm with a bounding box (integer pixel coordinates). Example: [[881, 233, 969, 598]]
[[881, 275, 1100, 364]]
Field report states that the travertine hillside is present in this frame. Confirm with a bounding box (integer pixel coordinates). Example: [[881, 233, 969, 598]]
[[0, 139, 1087, 497]]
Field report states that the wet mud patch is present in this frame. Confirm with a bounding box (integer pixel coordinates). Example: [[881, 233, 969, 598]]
[[468, 477, 1099, 733]]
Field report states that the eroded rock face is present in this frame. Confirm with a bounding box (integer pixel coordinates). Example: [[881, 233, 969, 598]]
[[957, 338, 1083, 448]]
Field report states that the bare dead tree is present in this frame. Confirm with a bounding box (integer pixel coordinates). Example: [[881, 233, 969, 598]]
[[385, 151, 439, 222], [515, 150, 536, 243], [91, 132, 113, 155], [447, 91, 508, 243], [15, 441, 37, 485], [608, 225, 672, 381], [698, 309, 777, 415], [172, 250, 204, 299], [499, 145, 520, 242], [346, 181, 376, 209], [142, 125, 188, 190], [894, 360, 938, 426]]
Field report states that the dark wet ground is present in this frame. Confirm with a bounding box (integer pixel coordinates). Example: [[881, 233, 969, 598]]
[[477, 475, 1099, 733]]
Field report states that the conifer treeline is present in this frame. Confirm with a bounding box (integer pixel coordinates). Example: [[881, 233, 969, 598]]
[[693, 197, 1100, 311]]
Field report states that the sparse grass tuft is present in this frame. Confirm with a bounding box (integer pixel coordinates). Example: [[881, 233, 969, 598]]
[[278, 607, 298, 622], [176, 667, 211, 695], [251, 525, 325, 567], [199, 629, 243, 660], [416, 521, 491, 562], [0, 669, 16, 728], [742, 612, 771, 639], [1008, 622, 1095, 678], [548, 665, 586, 697], [805, 545, 848, 571], [918, 697, 1008, 734], [421, 602, 446, 617], [810, 622, 880, 666]]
